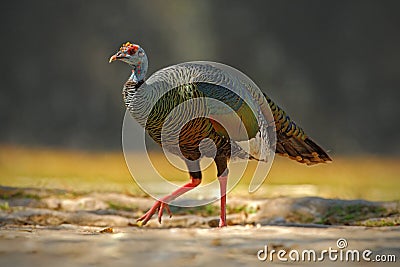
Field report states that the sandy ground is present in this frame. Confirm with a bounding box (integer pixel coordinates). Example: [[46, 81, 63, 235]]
[[0, 225, 399, 267], [0, 186, 399, 267]]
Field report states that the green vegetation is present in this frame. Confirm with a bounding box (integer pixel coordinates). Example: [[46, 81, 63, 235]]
[[169, 204, 257, 217], [318, 204, 388, 225], [0, 145, 399, 201], [227, 204, 258, 215], [0, 201, 10, 211], [0, 190, 41, 200], [358, 218, 400, 227], [107, 201, 138, 212], [170, 204, 219, 217], [287, 211, 316, 224]]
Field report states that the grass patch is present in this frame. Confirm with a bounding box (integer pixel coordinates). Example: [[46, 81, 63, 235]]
[[169, 203, 259, 217], [358, 217, 400, 227], [107, 201, 138, 212], [319, 204, 388, 225], [227, 204, 259, 215], [0, 145, 399, 201], [287, 211, 316, 224], [171, 204, 219, 217], [0, 201, 10, 211], [0, 190, 41, 200]]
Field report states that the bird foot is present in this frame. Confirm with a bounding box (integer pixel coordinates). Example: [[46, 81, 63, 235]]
[[219, 219, 227, 227], [137, 200, 172, 226]]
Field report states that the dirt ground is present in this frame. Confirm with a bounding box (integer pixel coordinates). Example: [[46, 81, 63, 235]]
[[0, 186, 399, 267], [1, 225, 399, 267]]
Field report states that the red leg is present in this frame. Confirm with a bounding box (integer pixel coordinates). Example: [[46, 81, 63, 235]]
[[137, 177, 201, 225], [218, 175, 228, 227]]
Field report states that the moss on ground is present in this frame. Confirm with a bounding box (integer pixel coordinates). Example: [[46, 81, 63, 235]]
[[318, 204, 389, 225], [106, 201, 138, 212]]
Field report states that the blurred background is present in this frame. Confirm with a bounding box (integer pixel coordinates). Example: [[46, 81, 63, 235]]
[[0, 0, 399, 200], [1, 0, 400, 155]]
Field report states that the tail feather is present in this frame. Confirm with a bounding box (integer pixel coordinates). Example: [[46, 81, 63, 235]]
[[276, 136, 332, 165], [263, 94, 332, 165]]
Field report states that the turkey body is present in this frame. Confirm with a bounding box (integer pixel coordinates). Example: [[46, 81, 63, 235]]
[[110, 43, 331, 227], [123, 63, 331, 166], [127, 82, 228, 160]]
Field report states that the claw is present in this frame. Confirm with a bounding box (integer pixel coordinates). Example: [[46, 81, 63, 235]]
[[137, 200, 173, 225], [158, 204, 163, 223], [165, 204, 172, 218], [157, 202, 173, 223]]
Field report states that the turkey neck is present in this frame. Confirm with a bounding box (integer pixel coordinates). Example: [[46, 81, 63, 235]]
[[122, 73, 154, 128]]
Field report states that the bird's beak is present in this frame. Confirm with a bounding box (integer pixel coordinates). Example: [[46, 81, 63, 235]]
[[109, 51, 127, 63], [109, 54, 117, 63]]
